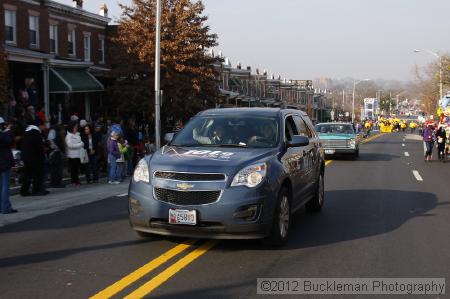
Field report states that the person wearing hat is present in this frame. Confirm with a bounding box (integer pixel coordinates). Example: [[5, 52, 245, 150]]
[[0, 117, 17, 213], [20, 118, 49, 196], [107, 131, 121, 184]]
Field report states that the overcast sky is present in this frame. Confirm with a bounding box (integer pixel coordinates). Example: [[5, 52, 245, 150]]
[[59, 0, 450, 81]]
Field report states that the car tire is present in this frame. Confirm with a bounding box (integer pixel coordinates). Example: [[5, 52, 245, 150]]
[[264, 186, 291, 247], [356, 148, 360, 158], [306, 173, 324, 212]]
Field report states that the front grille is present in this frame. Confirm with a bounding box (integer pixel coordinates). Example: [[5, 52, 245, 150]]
[[154, 188, 221, 205], [154, 171, 225, 181], [321, 139, 349, 149]]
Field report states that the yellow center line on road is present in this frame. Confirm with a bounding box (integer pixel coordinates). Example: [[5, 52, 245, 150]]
[[89, 239, 196, 299], [362, 132, 384, 144], [124, 240, 219, 299]]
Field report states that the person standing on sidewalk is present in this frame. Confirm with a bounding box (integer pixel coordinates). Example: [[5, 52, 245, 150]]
[[0, 117, 17, 213], [65, 121, 84, 186], [47, 122, 66, 188], [107, 131, 121, 184], [82, 125, 101, 183], [20, 118, 49, 196], [422, 122, 435, 161]]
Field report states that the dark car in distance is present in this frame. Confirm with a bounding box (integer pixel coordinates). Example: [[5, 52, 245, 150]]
[[129, 108, 325, 246]]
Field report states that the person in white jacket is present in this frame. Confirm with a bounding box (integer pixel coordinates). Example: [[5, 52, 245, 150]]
[[65, 121, 85, 185]]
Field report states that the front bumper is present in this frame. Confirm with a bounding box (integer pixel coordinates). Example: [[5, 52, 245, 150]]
[[128, 181, 276, 239], [323, 147, 357, 155]]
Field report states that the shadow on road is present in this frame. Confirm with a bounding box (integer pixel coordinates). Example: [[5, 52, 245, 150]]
[[0, 190, 441, 269], [0, 196, 129, 234], [0, 239, 148, 268], [329, 153, 400, 161], [217, 189, 439, 251], [356, 153, 401, 161]]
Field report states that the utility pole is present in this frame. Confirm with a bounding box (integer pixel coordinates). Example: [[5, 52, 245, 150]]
[[154, 0, 162, 149]]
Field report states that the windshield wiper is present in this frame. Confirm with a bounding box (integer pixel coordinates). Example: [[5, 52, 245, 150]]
[[210, 143, 248, 148]]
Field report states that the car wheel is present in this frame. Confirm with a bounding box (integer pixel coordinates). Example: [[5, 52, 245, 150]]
[[264, 187, 291, 247], [356, 148, 360, 158], [306, 173, 324, 212]]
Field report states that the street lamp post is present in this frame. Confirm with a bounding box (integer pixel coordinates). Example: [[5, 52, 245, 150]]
[[352, 79, 370, 123], [414, 49, 443, 101], [154, 0, 162, 149]]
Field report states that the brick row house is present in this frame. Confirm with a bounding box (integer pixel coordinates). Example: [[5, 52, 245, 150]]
[[213, 52, 317, 120], [1, 0, 110, 122]]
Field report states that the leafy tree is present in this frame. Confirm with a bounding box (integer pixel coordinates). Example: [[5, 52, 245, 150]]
[[379, 95, 396, 115], [107, 0, 219, 124]]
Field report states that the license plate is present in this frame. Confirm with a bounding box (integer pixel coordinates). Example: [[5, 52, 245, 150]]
[[169, 209, 197, 225], [325, 149, 335, 154]]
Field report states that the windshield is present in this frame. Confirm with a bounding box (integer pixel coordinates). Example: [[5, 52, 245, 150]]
[[315, 124, 355, 134], [171, 115, 280, 148]]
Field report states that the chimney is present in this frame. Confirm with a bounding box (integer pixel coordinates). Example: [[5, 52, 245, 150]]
[[99, 3, 108, 17], [73, 0, 83, 9]]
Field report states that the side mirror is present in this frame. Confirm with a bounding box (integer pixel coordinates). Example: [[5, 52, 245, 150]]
[[164, 132, 175, 143], [287, 135, 309, 147]]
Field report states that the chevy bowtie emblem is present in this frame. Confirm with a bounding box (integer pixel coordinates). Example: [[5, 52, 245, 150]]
[[176, 183, 194, 190]]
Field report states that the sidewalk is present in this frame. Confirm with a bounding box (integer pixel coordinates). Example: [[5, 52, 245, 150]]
[[1, 179, 129, 228]]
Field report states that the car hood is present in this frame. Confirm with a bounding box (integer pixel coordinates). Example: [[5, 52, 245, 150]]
[[147, 145, 278, 175], [318, 133, 355, 140]]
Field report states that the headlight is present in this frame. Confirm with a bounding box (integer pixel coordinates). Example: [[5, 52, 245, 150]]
[[133, 159, 150, 183], [349, 138, 356, 148], [231, 163, 267, 188]]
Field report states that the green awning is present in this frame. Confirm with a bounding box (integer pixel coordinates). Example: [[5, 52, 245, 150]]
[[49, 68, 104, 93]]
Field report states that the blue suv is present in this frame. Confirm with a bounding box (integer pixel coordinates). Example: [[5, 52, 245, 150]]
[[129, 108, 325, 246]]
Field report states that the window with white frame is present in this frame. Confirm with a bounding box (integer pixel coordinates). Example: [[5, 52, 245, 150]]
[[49, 24, 58, 54], [68, 28, 76, 56], [98, 36, 105, 64], [4, 10, 16, 44], [83, 34, 91, 62], [29, 15, 39, 47]]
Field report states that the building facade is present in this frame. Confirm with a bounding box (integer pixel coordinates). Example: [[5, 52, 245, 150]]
[[214, 54, 317, 119], [1, 0, 110, 122]]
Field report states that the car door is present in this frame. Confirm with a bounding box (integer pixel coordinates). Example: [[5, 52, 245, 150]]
[[293, 115, 316, 201], [281, 115, 306, 210]]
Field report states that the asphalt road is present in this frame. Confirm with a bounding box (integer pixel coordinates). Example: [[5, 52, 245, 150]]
[[0, 132, 449, 299]]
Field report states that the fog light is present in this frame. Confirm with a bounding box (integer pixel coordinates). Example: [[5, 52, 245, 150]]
[[233, 205, 260, 221], [129, 198, 143, 215]]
